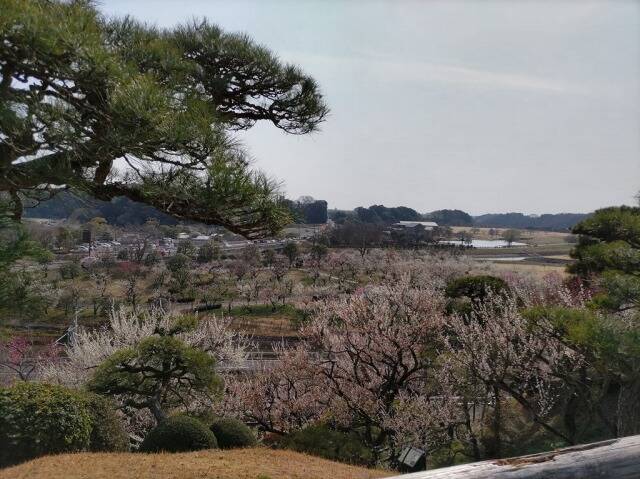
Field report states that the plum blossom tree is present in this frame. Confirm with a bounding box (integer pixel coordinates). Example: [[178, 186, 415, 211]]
[[445, 292, 583, 455], [39, 307, 249, 431], [41, 308, 249, 385], [307, 242, 328, 284], [501, 271, 592, 309], [325, 251, 359, 290], [270, 256, 290, 283], [226, 275, 452, 464], [0, 335, 60, 383], [223, 346, 326, 434]]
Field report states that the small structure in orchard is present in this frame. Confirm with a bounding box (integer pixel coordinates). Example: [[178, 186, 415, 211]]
[[398, 447, 426, 473]]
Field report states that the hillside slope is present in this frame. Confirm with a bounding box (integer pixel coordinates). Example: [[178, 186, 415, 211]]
[[0, 448, 387, 479]]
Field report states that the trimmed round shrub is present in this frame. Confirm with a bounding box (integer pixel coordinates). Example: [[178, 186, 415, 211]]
[[445, 275, 509, 317], [210, 418, 256, 449], [59, 261, 81, 279], [84, 394, 130, 452], [445, 275, 509, 302], [0, 382, 92, 467], [139, 415, 217, 453]]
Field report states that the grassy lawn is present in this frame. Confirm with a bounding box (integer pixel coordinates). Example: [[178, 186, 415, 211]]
[[0, 448, 388, 479]]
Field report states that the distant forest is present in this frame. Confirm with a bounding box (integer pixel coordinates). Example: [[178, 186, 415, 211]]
[[24, 191, 178, 225], [474, 212, 590, 231], [25, 191, 328, 226], [329, 206, 590, 231], [26, 192, 589, 231]]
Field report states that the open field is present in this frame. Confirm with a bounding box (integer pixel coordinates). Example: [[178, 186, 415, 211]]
[[226, 304, 301, 337], [465, 243, 573, 257], [485, 261, 568, 278], [466, 246, 573, 277], [445, 226, 576, 276], [450, 226, 575, 245], [0, 448, 387, 479]]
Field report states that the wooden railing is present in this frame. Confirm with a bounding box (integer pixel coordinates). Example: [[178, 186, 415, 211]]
[[385, 435, 640, 478]]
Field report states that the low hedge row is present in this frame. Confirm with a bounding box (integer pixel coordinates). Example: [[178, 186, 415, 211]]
[[0, 382, 259, 467], [0, 382, 129, 467]]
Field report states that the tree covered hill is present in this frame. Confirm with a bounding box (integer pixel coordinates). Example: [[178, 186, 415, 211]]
[[24, 190, 329, 226], [25, 191, 589, 231], [330, 205, 589, 230], [329, 205, 421, 225], [474, 212, 590, 231], [424, 209, 474, 226], [24, 191, 178, 226]]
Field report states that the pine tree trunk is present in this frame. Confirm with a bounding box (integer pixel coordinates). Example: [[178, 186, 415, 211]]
[[150, 399, 166, 424]]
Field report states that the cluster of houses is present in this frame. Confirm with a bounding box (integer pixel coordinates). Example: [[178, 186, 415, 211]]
[[71, 229, 291, 266], [71, 232, 218, 258]]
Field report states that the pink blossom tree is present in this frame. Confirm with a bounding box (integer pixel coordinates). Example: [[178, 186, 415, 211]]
[[0, 335, 60, 383], [226, 275, 454, 464]]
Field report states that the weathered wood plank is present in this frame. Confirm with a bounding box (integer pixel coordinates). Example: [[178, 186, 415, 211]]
[[385, 435, 640, 479]]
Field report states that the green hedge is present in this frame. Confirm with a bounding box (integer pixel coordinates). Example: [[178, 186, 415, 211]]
[[445, 275, 509, 301], [0, 382, 92, 467], [140, 415, 217, 453], [445, 275, 509, 316], [210, 418, 256, 449], [280, 424, 372, 466], [84, 394, 130, 452]]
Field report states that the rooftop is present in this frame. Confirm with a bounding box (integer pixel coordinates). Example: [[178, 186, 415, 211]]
[[394, 221, 439, 228]]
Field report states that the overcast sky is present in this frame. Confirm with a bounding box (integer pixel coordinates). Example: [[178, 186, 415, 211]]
[[101, 0, 639, 215]]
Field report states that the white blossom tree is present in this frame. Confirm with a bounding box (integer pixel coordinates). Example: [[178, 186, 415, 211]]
[[39, 307, 250, 433], [445, 292, 584, 455]]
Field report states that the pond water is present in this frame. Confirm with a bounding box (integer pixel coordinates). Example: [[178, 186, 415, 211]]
[[439, 239, 528, 248], [476, 256, 527, 262]]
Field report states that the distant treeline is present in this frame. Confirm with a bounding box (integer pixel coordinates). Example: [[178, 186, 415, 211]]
[[330, 205, 589, 231], [425, 209, 474, 226], [282, 198, 328, 224], [25, 190, 329, 227], [329, 206, 474, 227], [329, 205, 420, 225], [27, 192, 589, 231], [474, 212, 590, 231], [24, 191, 178, 226]]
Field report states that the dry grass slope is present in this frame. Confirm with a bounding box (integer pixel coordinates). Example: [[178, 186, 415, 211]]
[[0, 448, 388, 479]]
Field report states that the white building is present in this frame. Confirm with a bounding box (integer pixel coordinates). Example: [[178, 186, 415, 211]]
[[192, 235, 212, 246], [393, 221, 438, 230]]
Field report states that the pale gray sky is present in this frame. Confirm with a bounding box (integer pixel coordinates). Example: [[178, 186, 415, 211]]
[[101, 0, 640, 214]]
